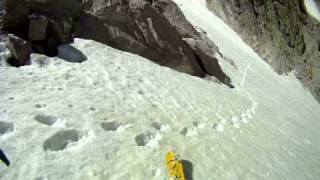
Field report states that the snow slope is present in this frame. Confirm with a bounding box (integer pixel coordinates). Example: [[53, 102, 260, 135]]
[[0, 0, 320, 179], [305, 0, 320, 22]]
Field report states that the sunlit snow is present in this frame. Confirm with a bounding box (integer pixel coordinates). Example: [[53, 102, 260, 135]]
[[0, 0, 320, 179], [305, 0, 320, 22]]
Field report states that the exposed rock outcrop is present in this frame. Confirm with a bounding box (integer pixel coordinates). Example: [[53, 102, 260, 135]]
[[2, 0, 82, 37], [5, 34, 32, 66], [0, 1, 4, 29], [75, 0, 230, 83], [0, 0, 232, 85], [28, 15, 48, 41], [206, 0, 320, 101], [2, 0, 82, 57]]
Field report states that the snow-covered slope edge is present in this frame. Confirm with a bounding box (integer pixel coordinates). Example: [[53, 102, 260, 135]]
[[0, 1, 320, 180], [305, 0, 320, 22]]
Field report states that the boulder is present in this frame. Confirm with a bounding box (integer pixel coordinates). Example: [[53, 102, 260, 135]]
[[48, 18, 73, 44], [45, 37, 59, 56], [2, 0, 81, 46], [5, 34, 32, 66], [28, 14, 48, 41], [2, 0, 30, 38], [183, 37, 231, 84]]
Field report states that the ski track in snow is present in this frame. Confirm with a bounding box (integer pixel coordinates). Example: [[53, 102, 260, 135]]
[[240, 63, 251, 87]]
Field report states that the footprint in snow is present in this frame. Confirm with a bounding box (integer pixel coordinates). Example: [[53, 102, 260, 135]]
[[35, 104, 47, 108], [151, 122, 170, 132], [43, 129, 81, 151], [34, 114, 64, 127], [34, 176, 48, 180], [0, 121, 15, 135], [101, 121, 130, 132], [135, 131, 162, 148], [180, 127, 198, 136]]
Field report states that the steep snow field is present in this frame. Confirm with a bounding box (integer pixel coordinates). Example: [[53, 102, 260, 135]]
[[305, 0, 320, 22], [1, 0, 320, 179]]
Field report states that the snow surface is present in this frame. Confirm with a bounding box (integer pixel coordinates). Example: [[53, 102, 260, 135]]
[[189, 0, 206, 7], [305, 0, 320, 22], [1, 0, 320, 179]]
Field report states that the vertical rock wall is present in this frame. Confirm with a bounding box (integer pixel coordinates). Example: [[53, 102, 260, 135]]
[[207, 0, 320, 101]]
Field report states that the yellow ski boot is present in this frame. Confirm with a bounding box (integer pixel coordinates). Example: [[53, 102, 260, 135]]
[[166, 151, 186, 180]]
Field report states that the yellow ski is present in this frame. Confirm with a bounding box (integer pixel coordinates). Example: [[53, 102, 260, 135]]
[[166, 151, 186, 180]]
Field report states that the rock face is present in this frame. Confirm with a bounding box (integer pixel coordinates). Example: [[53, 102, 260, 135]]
[[74, 0, 231, 83], [0, 0, 232, 85], [5, 34, 32, 66], [0, 1, 5, 30], [206, 0, 320, 101], [28, 15, 48, 41]]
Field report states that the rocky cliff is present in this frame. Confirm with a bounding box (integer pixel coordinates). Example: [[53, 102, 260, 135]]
[[0, 0, 232, 85], [206, 0, 320, 101]]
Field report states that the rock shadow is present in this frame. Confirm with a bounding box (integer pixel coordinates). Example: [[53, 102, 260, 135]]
[[58, 44, 87, 63], [181, 159, 194, 180]]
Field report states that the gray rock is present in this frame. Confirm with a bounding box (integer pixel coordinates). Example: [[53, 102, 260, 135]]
[[183, 36, 230, 84], [0, 1, 4, 29], [5, 34, 32, 66], [28, 15, 48, 41], [2, 0, 30, 36], [48, 18, 73, 44], [2, 0, 82, 40]]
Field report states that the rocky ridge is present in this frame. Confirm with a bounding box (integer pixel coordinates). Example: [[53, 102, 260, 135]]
[[206, 0, 320, 101]]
